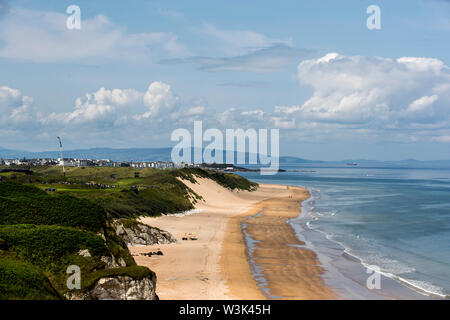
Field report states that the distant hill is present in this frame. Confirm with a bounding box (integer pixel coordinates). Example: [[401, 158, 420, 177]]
[[1, 146, 450, 168], [0, 147, 304, 164]]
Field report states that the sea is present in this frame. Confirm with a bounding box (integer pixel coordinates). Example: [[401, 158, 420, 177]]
[[238, 165, 450, 299]]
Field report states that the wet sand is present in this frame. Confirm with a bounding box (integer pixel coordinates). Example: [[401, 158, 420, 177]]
[[224, 186, 337, 299]]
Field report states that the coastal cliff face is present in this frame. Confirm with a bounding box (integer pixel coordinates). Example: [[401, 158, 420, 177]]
[[114, 219, 177, 247], [66, 273, 158, 300]]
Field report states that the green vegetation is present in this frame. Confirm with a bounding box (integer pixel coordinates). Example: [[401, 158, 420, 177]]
[[0, 182, 106, 232], [0, 223, 137, 295], [0, 166, 258, 299], [0, 257, 61, 300], [175, 167, 258, 191], [1, 166, 258, 219], [117, 218, 145, 231], [0, 225, 109, 268], [82, 266, 154, 290]]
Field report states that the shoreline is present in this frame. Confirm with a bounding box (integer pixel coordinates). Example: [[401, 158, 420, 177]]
[[222, 186, 338, 299], [288, 186, 436, 300], [129, 177, 434, 300], [130, 179, 338, 299]]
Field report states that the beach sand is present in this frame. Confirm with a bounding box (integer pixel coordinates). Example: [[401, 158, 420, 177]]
[[130, 178, 337, 300]]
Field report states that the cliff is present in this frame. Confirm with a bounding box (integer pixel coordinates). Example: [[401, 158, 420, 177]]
[[114, 219, 177, 247], [65, 270, 158, 300]]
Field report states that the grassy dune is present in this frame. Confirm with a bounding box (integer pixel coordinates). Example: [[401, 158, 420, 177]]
[[1, 166, 258, 218]]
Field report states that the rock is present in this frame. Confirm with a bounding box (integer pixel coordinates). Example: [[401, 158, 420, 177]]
[[141, 250, 163, 257], [100, 255, 127, 269], [78, 249, 91, 258], [66, 274, 158, 300], [114, 220, 177, 247]]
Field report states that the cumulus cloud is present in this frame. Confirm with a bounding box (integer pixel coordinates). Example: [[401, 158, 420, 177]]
[[216, 107, 270, 128], [407, 95, 439, 112], [43, 82, 180, 127], [44, 87, 143, 125], [273, 53, 450, 129], [0, 81, 182, 147], [139, 82, 179, 119], [0, 86, 33, 125], [4, 50, 450, 148], [0, 8, 187, 63]]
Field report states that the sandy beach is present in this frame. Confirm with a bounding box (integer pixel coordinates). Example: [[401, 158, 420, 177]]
[[130, 178, 337, 300]]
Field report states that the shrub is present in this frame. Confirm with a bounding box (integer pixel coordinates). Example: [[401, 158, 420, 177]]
[[0, 225, 109, 270], [0, 258, 61, 300], [0, 182, 106, 232]]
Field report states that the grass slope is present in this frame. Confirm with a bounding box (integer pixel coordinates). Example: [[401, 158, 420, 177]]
[[0, 182, 106, 232], [0, 257, 61, 300]]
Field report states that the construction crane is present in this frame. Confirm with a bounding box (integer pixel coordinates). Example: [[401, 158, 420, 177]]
[[57, 136, 66, 177]]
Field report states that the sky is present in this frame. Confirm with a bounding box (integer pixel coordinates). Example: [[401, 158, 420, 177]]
[[1, 0, 450, 160]]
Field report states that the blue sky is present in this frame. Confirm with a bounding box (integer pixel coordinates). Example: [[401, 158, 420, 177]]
[[1, 0, 450, 160]]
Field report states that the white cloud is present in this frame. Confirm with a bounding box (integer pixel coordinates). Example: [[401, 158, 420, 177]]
[[0, 86, 33, 124], [199, 23, 293, 56], [4, 50, 450, 149], [241, 109, 264, 119], [408, 95, 439, 112], [42, 82, 180, 127], [186, 106, 206, 116], [271, 117, 296, 129], [431, 135, 450, 143], [138, 82, 179, 119], [45, 87, 143, 125], [274, 53, 450, 127], [397, 57, 444, 73], [0, 8, 187, 63], [216, 107, 270, 128]]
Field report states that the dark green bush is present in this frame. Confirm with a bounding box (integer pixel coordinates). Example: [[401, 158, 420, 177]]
[[0, 258, 61, 300], [0, 225, 109, 269], [0, 182, 106, 232]]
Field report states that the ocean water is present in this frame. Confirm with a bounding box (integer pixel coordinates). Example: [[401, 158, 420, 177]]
[[238, 166, 450, 299]]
